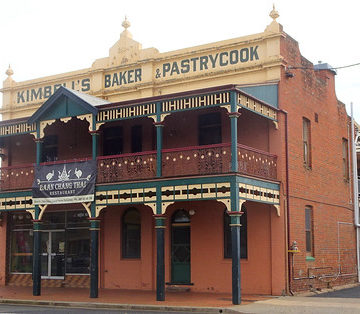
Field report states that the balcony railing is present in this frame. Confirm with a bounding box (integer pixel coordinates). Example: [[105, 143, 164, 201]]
[[237, 144, 277, 180], [97, 151, 157, 183], [0, 144, 277, 191], [0, 164, 35, 191], [162, 143, 232, 177]]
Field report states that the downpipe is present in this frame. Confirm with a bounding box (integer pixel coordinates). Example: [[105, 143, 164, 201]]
[[350, 103, 360, 282]]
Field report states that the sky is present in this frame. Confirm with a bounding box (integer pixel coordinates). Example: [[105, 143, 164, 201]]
[[0, 0, 359, 120]]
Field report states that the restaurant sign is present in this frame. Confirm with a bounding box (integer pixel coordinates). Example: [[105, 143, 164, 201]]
[[32, 160, 96, 205]]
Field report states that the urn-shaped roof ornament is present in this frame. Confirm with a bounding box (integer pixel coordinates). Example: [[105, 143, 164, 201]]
[[4, 64, 15, 86], [270, 4, 279, 21]]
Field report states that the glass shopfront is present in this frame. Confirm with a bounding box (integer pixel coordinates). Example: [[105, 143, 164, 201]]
[[10, 210, 90, 277]]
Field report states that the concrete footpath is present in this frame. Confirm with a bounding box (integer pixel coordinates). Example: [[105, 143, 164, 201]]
[[1, 285, 360, 313]]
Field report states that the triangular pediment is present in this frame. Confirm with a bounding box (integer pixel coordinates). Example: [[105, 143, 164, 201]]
[[28, 86, 109, 124]]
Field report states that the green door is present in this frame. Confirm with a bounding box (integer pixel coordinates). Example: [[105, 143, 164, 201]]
[[171, 210, 191, 284]]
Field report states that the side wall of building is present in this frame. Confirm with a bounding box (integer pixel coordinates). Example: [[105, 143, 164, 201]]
[[280, 33, 357, 291]]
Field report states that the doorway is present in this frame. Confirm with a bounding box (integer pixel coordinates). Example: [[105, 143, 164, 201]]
[[41, 230, 65, 278], [171, 210, 191, 284]]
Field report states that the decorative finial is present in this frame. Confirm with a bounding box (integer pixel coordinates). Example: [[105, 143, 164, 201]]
[[122, 16, 131, 30], [6, 64, 13, 77], [269, 4, 279, 21]]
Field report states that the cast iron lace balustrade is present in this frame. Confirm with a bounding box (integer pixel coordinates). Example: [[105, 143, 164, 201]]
[[0, 164, 35, 191], [0, 145, 277, 191], [97, 151, 157, 183], [237, 144, 277, 180], [162, 143, 232, 177]]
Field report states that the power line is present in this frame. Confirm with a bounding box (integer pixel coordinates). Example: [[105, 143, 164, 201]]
[[287, 62, 360, 71]]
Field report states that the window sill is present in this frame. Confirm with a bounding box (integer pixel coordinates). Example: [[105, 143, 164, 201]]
[[306, 256, 315, 262], [303, 164, 312, 171]]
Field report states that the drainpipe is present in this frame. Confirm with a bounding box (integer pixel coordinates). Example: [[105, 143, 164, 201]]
[[279, 109, 291, 294], [350, 103, 360, 282]]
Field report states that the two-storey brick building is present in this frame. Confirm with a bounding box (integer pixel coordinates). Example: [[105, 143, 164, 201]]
[[0, 8, 357, 304]]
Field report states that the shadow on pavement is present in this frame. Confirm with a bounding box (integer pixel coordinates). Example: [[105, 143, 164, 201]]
[[311, 286, 360, 298]]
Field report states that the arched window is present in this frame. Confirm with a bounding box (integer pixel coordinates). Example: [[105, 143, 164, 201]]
[[122, 208, 141, 258], [224, 206, 247, 259], [172, 209, 190, 223]]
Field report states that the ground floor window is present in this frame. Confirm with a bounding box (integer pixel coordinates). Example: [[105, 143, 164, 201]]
[[224, 206, 247, 259], [9, 210, 90, 275]]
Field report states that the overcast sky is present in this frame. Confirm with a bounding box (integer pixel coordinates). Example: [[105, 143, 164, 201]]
[[1, 0, 359, 120]]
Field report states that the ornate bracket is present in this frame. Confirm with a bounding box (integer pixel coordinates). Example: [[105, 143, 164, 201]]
[[272, 121, 279, 130], [38, 204, 48, 220], [145, 203, 157, 215], [161, 201, 175, 214], [96, 205, 107, 217], [82, 202, 92, 217], [39, 119, 56, 139], [95, 122, 105, 131], [221, 104, 231, 113], [273, 204, 280, 217], [218, 199, 231, 212], [60, 117, 72, 124], [239, 199, 247, 210], [78, 114, 93, 132], [26, 209, 35, 220]]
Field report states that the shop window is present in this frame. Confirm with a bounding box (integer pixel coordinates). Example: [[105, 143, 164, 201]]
[[103, 126, 123, 156], [9, 211, 90, 275], [122, 208, 141, 258], [42, 135, 58, 162], [305, 206, 314, 256], [131, 125, 142, 153], [198, 112, 222, 145], [66, 228, 90, 274], [303, 118, 311, 168], [224, 206, 247, 259], [10, 213, 33, 273], [342, 138, 349, 180]]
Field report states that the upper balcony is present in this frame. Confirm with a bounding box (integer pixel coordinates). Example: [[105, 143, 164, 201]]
[[0, 142, 277, 191], [0, 85, 280, 192]]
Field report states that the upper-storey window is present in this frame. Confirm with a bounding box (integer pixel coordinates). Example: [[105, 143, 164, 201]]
[[103, 126, 123, 156], [303, 118, 311, 168], [42, 135, 58, 162], [131, 125, 142, 153], [198, 112, 222, 146], [342, 138, 349, 180]]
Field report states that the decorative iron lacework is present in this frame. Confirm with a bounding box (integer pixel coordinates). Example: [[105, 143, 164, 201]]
[[0, 196, 34, 210], [0, 122, 36, 137], [161, 182, 231, 201], [238, 93, 277, 120], [239, 183, 280, 205], [97, 103, 156, 122], [96, 187, 157, 205], [161, 92, 230, 113]]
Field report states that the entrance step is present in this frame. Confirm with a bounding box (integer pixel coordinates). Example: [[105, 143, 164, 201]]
[[165, 283, 193, 292]]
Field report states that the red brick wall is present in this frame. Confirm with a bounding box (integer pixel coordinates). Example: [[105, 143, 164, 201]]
[[280, 33, 357, 292]]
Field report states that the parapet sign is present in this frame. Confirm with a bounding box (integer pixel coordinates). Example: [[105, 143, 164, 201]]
[[1, 17, 283, 119]]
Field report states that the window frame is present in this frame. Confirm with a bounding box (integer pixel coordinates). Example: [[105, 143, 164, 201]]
[[42, 134, 58, 162], [121, 207, 141, 259], [305, 206, 314, 257], [342, 138, 349, 181], [103, 126, 123, 156], [303, 117, 312, 168], [131, 125, 143, 153], [198, 112, 222, 146]]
